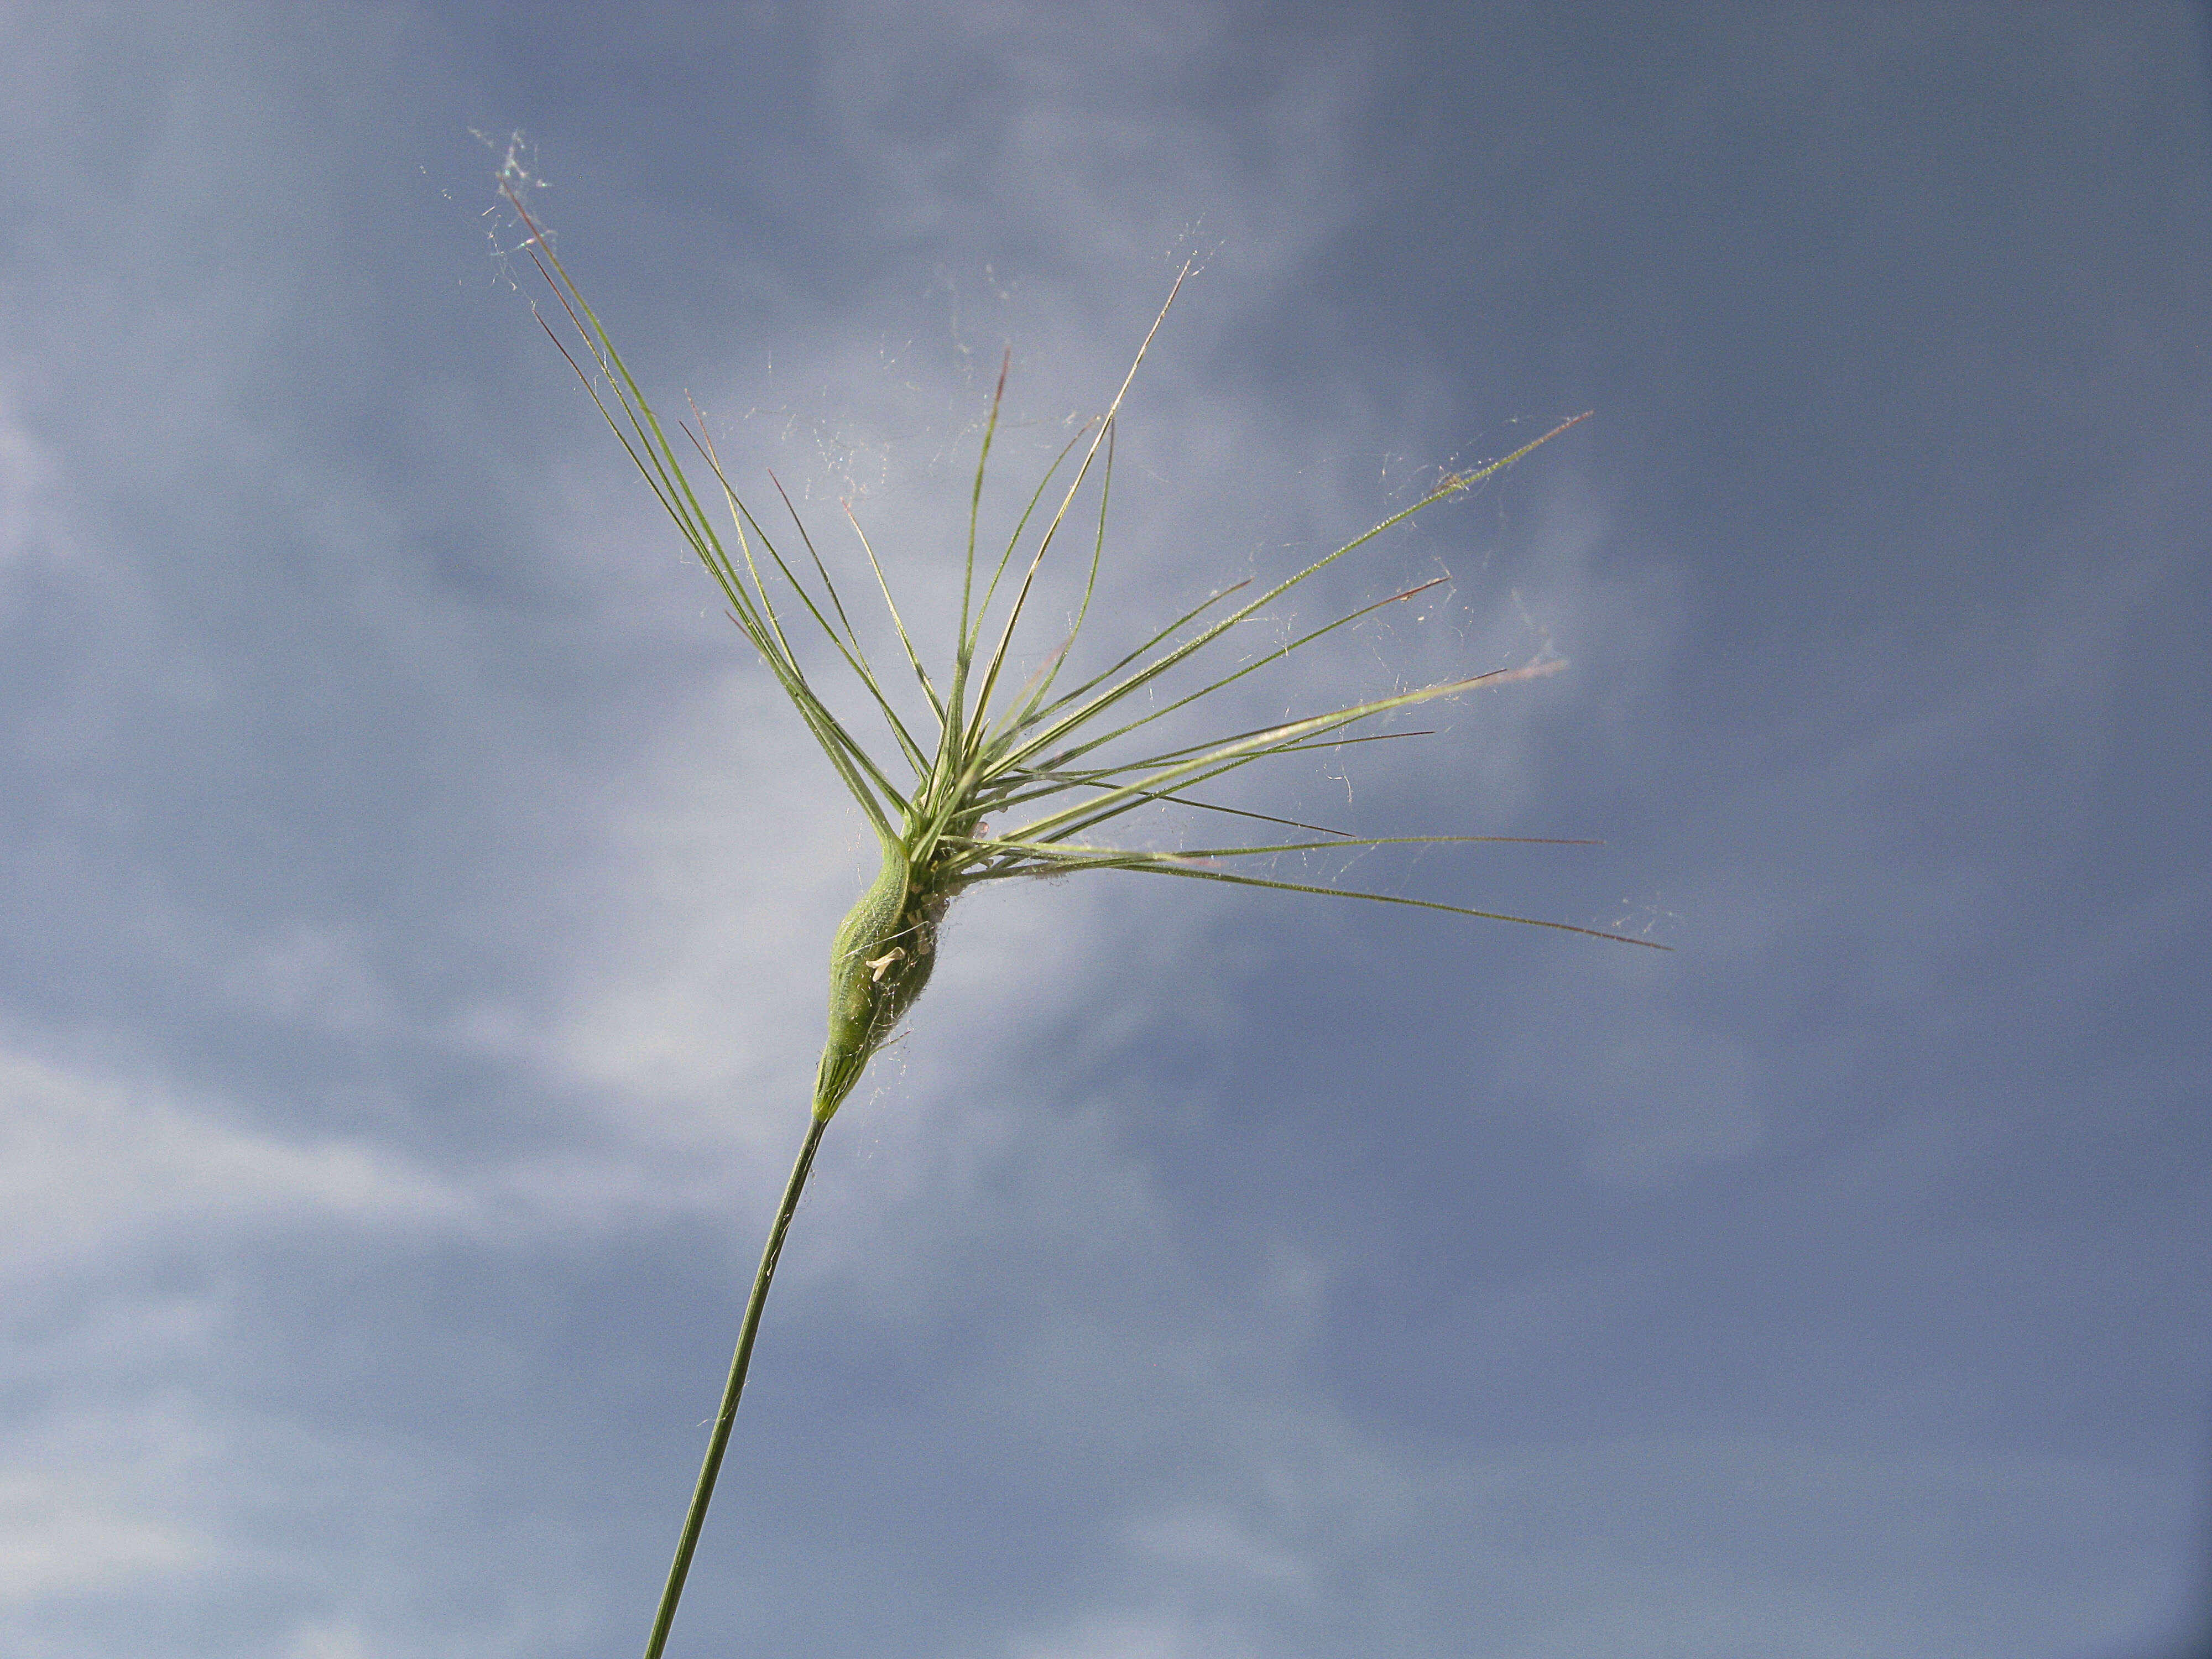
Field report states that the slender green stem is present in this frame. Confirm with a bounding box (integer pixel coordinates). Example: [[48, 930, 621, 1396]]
[[642, 1113, 830, 1659]]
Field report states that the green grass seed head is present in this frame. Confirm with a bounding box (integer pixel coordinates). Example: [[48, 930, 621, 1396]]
[[496, 175, 1662, 1132], [493, 154, 1666, 1658]]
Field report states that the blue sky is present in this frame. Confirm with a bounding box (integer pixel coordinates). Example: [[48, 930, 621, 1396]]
[[3, 5, 2209, 1657]]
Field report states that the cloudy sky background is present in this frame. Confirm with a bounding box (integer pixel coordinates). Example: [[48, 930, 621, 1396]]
[[3, 5, 2209, 1657]]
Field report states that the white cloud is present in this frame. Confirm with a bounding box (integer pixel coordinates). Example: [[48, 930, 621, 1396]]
[[0, 1044, 472, 1277], [0, 1400, 219, 1602]]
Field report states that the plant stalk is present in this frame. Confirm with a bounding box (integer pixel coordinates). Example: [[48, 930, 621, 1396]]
[[641, 1113, 830, 1659]]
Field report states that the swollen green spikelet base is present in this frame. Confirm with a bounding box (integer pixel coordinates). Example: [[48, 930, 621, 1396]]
[[816, 836, 947, 1121]]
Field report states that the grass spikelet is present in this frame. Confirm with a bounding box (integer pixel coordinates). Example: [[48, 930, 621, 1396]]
[[495, 157, 1661, 1658]]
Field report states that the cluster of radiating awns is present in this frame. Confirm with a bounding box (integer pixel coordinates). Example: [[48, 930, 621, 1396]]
[[503, 192, 1661, 1133]]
